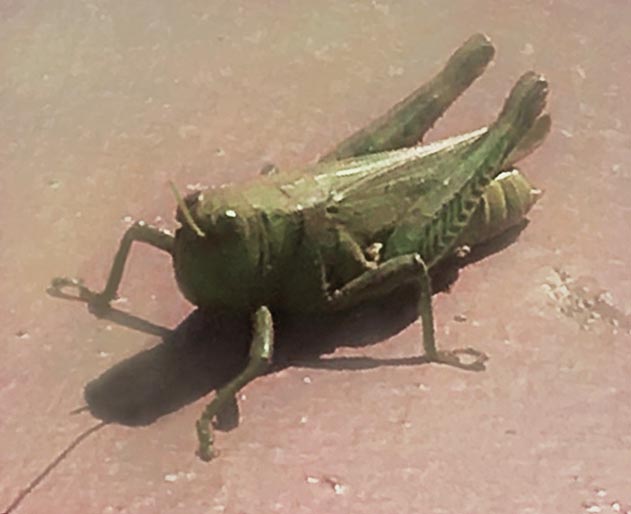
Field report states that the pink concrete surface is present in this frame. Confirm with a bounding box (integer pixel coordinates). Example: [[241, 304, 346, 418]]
[[1, 2, 630, 513]]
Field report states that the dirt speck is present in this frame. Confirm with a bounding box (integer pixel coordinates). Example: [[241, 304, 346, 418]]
[[543, 268, 630, 334]]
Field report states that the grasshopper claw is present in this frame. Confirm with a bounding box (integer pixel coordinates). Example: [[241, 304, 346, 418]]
[[48, 276, 88, 300], [195, 419, 217, 462], [48, 277, 113, 315], [434, 347, 488, 371]]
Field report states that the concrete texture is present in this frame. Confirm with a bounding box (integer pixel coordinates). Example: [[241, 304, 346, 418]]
[[1, 1, 630, 513]]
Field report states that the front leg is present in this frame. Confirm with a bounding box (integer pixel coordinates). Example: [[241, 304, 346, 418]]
[[49, 221, 174, 314], [196, 305, 274, 461], [327, 254, 487, 370]]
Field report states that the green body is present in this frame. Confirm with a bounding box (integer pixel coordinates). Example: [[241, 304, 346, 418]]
[[172, 127, 543, 314]]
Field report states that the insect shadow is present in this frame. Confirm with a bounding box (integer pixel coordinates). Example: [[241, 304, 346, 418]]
[[81, 222, 527, 431]]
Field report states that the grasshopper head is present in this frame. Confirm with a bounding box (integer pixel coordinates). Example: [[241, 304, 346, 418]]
[[174, 186, 253, 241]]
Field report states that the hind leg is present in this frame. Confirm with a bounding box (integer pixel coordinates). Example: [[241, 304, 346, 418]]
[[320, 33, 495, 161]]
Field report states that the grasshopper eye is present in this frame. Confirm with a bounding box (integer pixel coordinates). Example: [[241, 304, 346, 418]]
[[214, 208, 243, 232], [218, 208, 239, 222]]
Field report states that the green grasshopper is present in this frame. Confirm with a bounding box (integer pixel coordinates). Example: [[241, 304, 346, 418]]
[[51, 34, 550, 460]]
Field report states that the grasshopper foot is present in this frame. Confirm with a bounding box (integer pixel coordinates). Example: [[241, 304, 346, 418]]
[[195, 418, 218, 462], [432, 347, 488, 371], [48, 277, 113, 316], [195, 395, 241, 461]]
